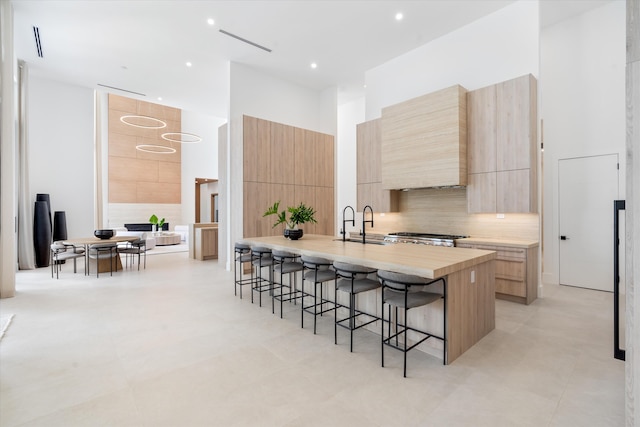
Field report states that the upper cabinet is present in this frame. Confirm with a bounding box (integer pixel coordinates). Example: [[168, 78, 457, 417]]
[[356, 118, 398, 212], [467, 74, 538, 213], [380, 85, 468, 190]]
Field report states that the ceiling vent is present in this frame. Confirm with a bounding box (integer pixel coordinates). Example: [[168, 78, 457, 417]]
[[219, 29, 272, 53], [32, 26, 43, 58], [97, 83, 146, 97]]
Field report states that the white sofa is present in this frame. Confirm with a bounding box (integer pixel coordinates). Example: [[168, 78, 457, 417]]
[[114, 227, 156, 250]]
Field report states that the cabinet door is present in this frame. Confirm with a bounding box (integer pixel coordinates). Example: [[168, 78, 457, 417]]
[[270, 122, 295, 184], [496, 75, 534, 171], [356, 183, 372, 212], [467, 85, 496, 174], [467, 172, 496, 213], [243, 116, 271, 183], [497, 169, 531, 213]]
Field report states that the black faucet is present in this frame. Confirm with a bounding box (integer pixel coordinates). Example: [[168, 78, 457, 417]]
[[341, 205, 355, 242], [362, 205, 374, 244]]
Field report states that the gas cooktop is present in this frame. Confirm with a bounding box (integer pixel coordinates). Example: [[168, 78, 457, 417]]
[[386, 232, 469, 239]]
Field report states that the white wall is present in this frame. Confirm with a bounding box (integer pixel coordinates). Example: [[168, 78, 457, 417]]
[[180, 109, 225, 224], [365, 1, 539, 119], [28, 76, 94, 239], [336, 96, 364, 234], [540, 1, 626, 285]]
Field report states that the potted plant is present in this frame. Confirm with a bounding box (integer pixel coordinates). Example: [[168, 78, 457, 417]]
[[263, 201, 317, 240], [149, 214, 165, 234]]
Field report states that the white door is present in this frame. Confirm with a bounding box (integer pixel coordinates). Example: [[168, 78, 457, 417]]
[[558, 154, 619, 291]]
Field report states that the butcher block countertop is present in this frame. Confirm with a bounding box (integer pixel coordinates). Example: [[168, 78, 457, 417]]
[[240, 234, 495, 279]]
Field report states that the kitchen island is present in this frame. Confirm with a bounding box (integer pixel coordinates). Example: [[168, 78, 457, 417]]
[[240, 234, 496, 364]]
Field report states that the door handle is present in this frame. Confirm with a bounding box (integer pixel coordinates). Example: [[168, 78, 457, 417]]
[[560, 235, 569, 240]]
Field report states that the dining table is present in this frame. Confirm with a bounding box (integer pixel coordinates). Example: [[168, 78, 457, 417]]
[[63, 235, 139, 275]]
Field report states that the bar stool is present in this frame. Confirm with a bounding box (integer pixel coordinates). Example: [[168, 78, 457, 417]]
[[272, 250, 304, 318], [300, 255, 336, 334], [234, 243, 252, 299], [250, 246, 274, 307], [88, 243, 117, 277], [378, 269, 446, 377], [332, 261, 380, 352]]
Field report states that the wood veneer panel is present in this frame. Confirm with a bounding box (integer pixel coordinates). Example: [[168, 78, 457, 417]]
[[496, 169, 530, 213], [109, 94, 136, 112], [109, 157, 159, 183], [109, 181, 137, 203], [270, 121, 295, 184], [317, 133, 335, 188], [381, 85, 467, 189], [243, 116, 271, 183], [314, 186, 334, 236], [109, 133, 137, 158], [467, 85, 496, 174], [467, 172, 496, 213], [496, 75, 533, 171], [137, 182, 180, 204], [158, 161, 181, 184]]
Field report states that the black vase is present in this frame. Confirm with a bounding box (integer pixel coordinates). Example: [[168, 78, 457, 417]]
[[284, 228, 303, 240], [34, 200, 52, 267], [53, 211, 68, 241]]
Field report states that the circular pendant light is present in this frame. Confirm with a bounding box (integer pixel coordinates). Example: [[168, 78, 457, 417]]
[[135, 144, 176, 154], [161, 132, 202, 143], [120, 115, 167, 129]]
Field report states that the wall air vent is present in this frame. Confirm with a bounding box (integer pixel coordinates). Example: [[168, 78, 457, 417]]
[[219, 29, 272, 52], [33, 26, 43, 58]]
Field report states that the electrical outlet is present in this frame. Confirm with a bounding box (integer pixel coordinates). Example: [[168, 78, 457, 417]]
[[496, 213, 505, 219], [470, 270, 475, 283]]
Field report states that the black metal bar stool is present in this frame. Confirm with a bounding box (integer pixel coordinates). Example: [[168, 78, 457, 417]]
[[250, 246, 274, 307], [234, 243, 252, 299], [378, 269, 446, 377], [272, 250, 304, 318], [332, 261, 380, 352], [300, 255, 336, 334]]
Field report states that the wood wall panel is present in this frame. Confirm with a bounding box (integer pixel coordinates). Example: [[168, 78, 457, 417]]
[[243, 115, 335, 237], [381, 85, 467, 189], [158, 161, 181, 183], [270, 122, 295, 184], [467, 85, 496, 174], [109, 181, 138, 203], [108, 94, 181, 204], [137, 182, 180, 204]]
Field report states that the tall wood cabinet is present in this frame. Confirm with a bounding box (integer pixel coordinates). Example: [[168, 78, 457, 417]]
[[243, 115, 335, 238], [467, 74, 538, 213], [356, 118, 398, 212]]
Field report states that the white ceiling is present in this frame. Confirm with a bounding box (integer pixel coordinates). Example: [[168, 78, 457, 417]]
[[12, 0, 613, 118]]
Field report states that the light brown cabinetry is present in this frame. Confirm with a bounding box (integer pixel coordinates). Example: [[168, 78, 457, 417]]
[[381, 85, 467, 190], [196, 227, 218, 260], [457, 240, 538, 305], [467, 74, 537, 213], [243, 116, 335, 238], [356, 119, 398, 212]]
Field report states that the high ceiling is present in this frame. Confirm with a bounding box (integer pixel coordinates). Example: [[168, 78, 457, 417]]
[[12, 0, 612, 118]]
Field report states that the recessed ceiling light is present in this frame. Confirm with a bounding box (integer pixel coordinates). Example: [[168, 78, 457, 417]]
[[207, 18, 215, 26], [395, 12, 403, 21], [157, 97, 162, 101], [310, 62, 317, 69], [186, 62, 192, 67]]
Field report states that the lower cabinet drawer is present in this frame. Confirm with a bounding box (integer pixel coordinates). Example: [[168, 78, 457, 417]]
[[496, 278, 526, 298], [495, 259, 526, 281]]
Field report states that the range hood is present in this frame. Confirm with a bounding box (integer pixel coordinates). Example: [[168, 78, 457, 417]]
[[380, 84, 467, 190]]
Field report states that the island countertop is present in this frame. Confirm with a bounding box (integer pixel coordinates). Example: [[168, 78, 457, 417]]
[[240, 234, 496, 279]]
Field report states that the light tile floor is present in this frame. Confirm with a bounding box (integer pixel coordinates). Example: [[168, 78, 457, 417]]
[[0, 252, 625, 426]]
